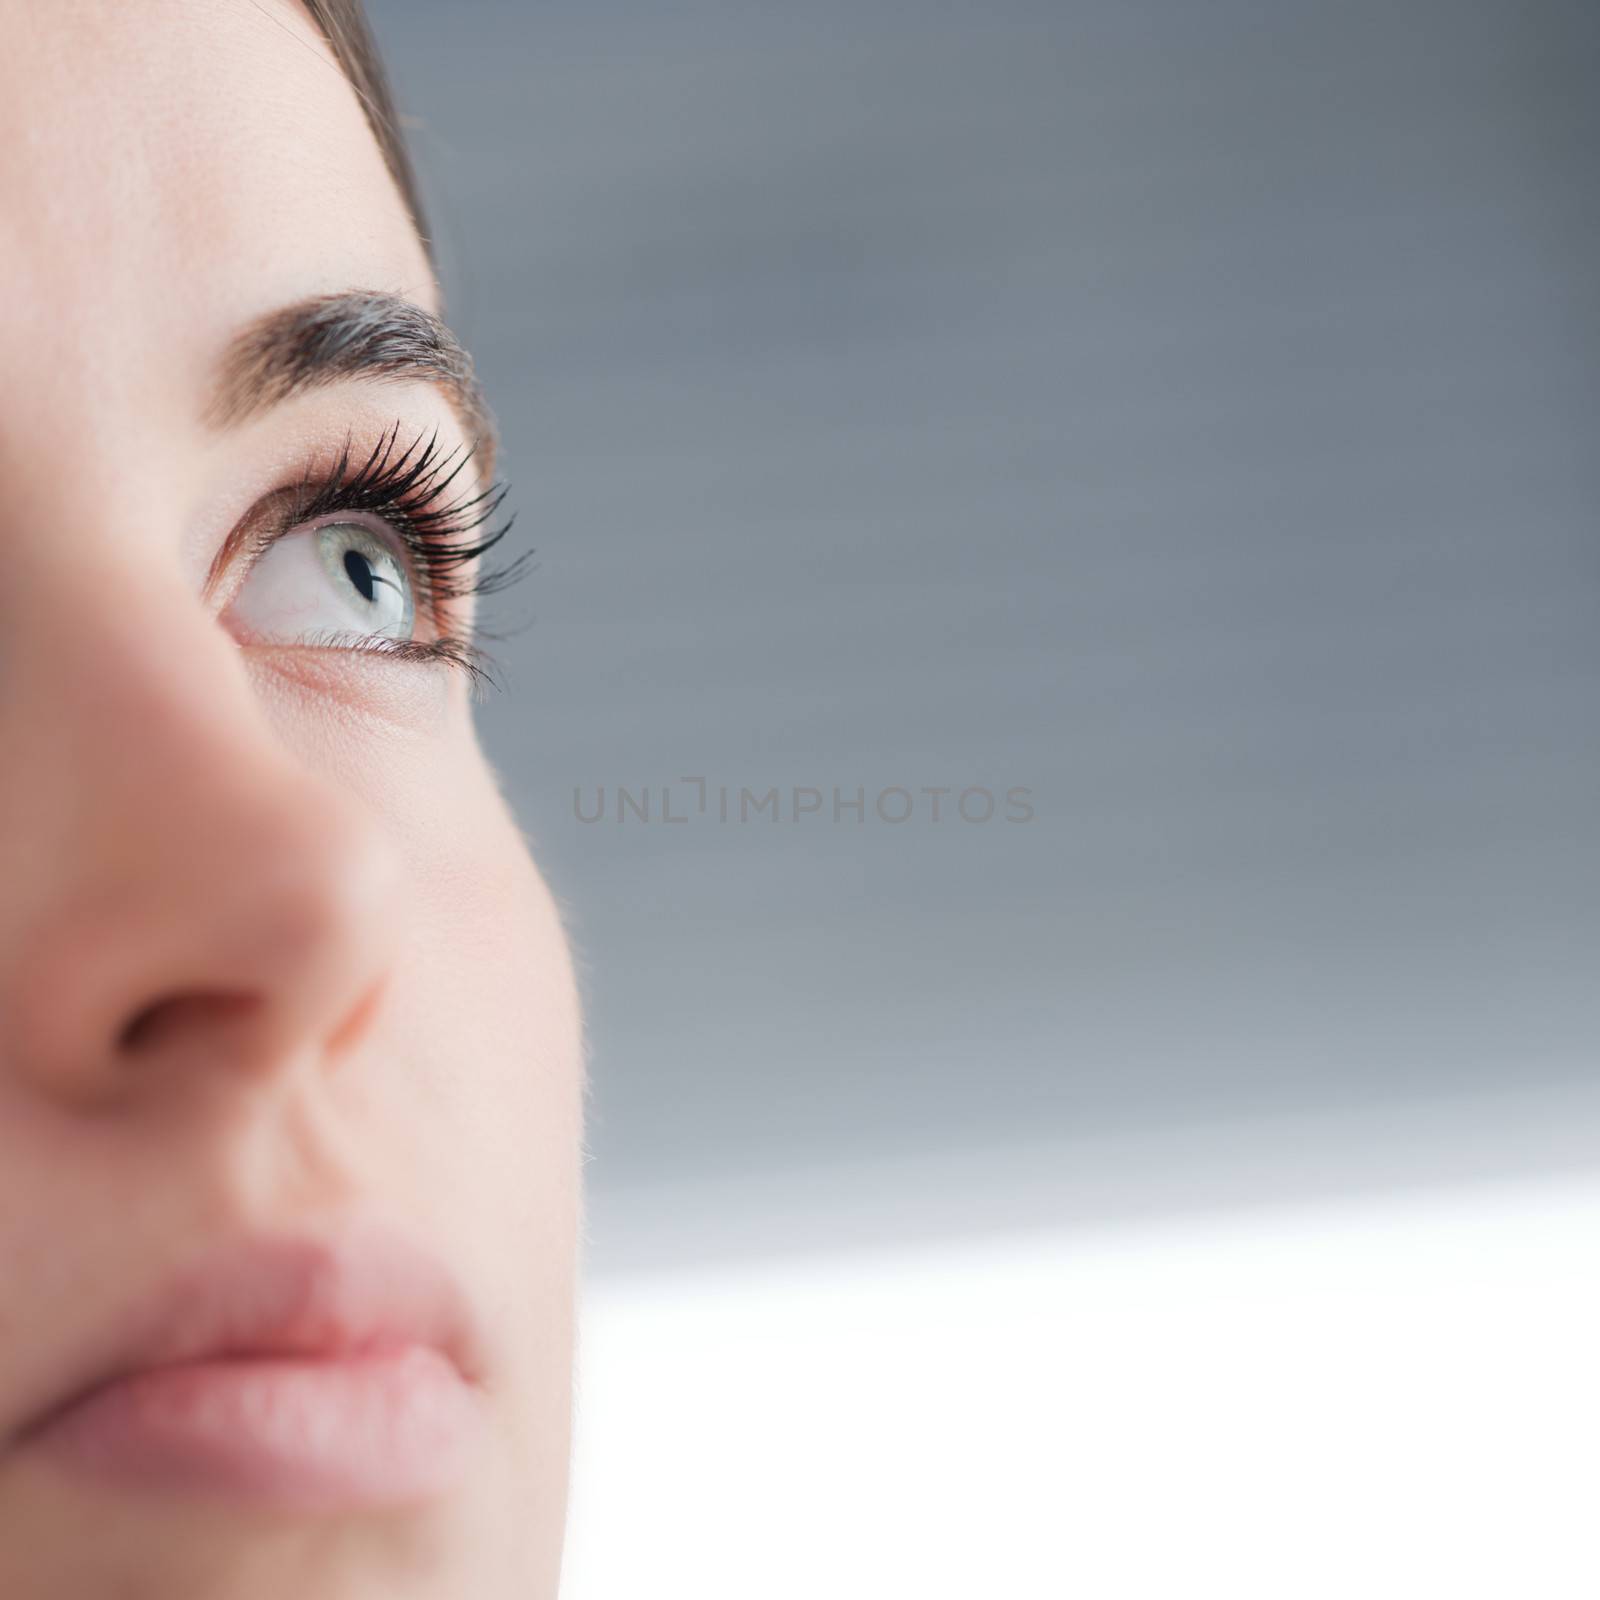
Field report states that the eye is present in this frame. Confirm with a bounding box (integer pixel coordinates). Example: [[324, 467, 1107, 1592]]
[[228, 516, 417, 647]]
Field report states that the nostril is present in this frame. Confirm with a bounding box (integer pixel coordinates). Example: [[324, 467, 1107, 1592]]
[[117, 991, 265, 1055]]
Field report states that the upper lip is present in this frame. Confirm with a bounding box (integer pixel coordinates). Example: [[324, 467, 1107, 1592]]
[[6, 1220, 487, 1446]]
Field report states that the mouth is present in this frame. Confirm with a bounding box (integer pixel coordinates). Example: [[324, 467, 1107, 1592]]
[[8, 1222, 490, 1512]]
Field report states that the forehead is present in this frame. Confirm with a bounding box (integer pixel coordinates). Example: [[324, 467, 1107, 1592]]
[[0, 0, 432, 432]]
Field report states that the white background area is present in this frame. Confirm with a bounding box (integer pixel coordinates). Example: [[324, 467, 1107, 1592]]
[[564, 1161, 1598, 1599]]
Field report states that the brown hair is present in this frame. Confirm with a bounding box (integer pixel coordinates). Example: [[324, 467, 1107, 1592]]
[[300, 0, 431, 261]]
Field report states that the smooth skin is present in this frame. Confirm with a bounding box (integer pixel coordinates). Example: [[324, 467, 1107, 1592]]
[[0, 2, 582, 1595]]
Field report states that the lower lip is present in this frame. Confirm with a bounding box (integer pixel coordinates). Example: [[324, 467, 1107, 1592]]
[[22, 1345, 484, 1511]]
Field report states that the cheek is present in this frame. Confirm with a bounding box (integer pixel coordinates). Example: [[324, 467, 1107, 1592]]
[[412, 835, 584, 1214], [390, 729, 584, 1218]]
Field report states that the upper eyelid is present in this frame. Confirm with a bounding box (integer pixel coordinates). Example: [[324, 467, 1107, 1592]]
[[206, 291, 500, 486]]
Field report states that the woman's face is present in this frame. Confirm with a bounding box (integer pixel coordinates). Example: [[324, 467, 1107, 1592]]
[[0, 3, 581, 1595]]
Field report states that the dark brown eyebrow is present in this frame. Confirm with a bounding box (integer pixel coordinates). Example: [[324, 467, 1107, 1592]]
[[208, 290, 497, 473]]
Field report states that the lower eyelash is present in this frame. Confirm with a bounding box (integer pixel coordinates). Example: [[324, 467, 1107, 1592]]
[[305, 630, 500, 692]]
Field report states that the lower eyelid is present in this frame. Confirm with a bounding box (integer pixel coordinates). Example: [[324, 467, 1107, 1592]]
[[237, 637, 459, 733]]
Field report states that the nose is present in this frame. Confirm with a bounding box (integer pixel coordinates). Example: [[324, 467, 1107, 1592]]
[[0, 560, 406, 1111]]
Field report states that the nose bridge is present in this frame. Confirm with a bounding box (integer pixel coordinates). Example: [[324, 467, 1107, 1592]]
[[5, 547, 287, 882], [0, 544, 406, 1106]]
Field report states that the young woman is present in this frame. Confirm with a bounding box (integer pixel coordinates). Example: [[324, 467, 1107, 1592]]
[[0, 2, 582, 1595]]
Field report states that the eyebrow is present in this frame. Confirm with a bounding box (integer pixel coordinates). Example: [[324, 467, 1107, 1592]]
[[207, 290, 497, 471]]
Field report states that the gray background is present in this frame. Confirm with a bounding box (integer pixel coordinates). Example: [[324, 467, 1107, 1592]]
[[371, 0, 1600, 1268]]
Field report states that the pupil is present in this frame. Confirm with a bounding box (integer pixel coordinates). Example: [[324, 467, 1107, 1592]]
[[343, 547, 377, 603]]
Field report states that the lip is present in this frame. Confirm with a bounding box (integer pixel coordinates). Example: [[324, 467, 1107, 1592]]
[[8, 1222, 490, 1511]]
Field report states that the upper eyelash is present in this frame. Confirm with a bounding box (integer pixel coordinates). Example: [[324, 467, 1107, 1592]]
[[268, 422, 533, 690]]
